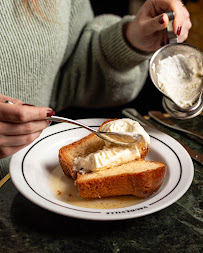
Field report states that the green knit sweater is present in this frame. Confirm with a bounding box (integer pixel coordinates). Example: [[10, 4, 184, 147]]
[[0, 0, 149, 178]]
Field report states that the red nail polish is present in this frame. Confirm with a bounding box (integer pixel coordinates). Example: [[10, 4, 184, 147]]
[[22, 103, 35, 106], [47, 110, 55, 117], [159, 15, 164, 24], [177, 26, 182, 36]]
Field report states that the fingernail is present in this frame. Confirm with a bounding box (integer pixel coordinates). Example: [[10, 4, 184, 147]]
[[47, 110, 55, 117], [159, 15, 164, 24], [177, 26, 182, 36], [161, 41, 165, 47], [22, 103, 35, 106]]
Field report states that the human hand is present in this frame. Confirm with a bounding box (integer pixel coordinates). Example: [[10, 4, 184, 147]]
[[125, 0, 192, 52], [0, 95, 55, 158]]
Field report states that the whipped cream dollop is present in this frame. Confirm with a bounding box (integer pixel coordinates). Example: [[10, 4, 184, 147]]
[[155, 54, 203, 109], [100, 118, 150, 147], [74, 118, 150, 173]]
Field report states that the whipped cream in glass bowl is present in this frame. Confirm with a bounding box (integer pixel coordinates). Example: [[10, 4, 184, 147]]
[[156, 54, 202, 109], [150, 43, 203, 119]]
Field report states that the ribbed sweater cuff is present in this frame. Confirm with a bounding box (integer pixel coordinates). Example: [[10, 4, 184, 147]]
[[100, 15, 152, 71]]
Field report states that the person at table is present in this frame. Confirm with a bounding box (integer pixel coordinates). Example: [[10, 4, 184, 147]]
[[0, 0, 191, 177]]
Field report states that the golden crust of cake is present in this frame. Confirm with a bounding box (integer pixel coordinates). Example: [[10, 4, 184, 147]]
[[75, 159, 166, 199], [59, 133, 105, 179]]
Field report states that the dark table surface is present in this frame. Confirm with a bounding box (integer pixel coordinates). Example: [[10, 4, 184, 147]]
[[0, 77, 203, 253]]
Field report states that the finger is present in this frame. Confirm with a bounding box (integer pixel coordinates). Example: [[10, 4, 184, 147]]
[[0, 131, 42, 147], [0, 94, 23, 104], [177, 17, 192, 42], [144, 13, 169, 34], [0, 120, 49, 135], [0, 144, 30, 159], [178, 30, 189, 43], [0, 103, 55, 123], [172, 0, 190, 35]]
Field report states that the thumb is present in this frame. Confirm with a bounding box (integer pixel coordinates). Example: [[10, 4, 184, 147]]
[[147, 13, 169, 33]]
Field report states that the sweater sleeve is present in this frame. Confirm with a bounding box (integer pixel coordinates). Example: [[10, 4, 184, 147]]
[[54, 0, 150, 111]]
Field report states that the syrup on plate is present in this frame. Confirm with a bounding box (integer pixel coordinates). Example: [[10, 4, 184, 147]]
[[49, 166, 144, 209]]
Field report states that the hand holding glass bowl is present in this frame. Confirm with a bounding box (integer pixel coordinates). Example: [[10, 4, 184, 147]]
[[149, 12, 203, 119]]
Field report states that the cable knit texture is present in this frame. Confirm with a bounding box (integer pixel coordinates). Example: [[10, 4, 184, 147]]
[[0, 0, 149, 179]]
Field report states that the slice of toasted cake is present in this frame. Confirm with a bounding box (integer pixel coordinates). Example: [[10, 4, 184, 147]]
[[59, 133, 149, 180], [58, 118, 166, 199], [59, 119, 149, 180], [75, 159, 166, 199]]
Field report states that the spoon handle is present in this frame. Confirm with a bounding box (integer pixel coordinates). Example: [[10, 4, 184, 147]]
[[166, 11, 178, 44], [48, 116, 97, 133]]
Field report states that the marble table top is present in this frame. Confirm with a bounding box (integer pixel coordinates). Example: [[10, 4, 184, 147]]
[[0, 109, 202, 253]]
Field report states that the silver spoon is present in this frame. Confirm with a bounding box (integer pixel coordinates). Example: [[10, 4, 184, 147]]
[[4, 100, 142, 145], [48, 116, 142, 145]]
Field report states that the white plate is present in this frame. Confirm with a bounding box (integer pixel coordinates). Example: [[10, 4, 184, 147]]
[[9, 118, 194, 221]]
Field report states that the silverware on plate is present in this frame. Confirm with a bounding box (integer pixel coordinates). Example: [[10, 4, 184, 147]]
[[122, 108, 203, 164]]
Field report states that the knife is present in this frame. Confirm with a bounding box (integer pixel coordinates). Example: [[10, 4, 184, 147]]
[[122, 108, 203, 165], [148, 111, 203, 140]]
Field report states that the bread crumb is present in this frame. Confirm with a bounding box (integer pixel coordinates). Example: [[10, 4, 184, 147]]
[[57, 190, 62, 195]]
